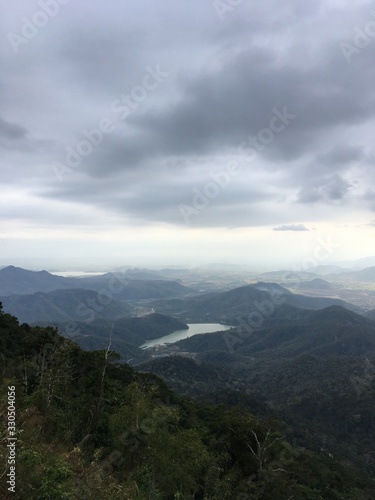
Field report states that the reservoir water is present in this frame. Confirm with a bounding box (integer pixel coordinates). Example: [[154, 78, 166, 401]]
[[141, 323, 232, 349]]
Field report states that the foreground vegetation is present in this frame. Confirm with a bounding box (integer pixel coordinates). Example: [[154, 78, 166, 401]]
[[1, 304, 375, 499]]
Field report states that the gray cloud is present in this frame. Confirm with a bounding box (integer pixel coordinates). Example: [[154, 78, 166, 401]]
[[297, 175, 353, 204], [273, 224, 310, 232], [1, 0, 375, 242], [0, 117, 27, 140], [362, 190, 375, 212], [315, 145, 365, 167]]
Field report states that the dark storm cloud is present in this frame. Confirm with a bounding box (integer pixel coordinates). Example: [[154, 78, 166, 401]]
[[128, 44, 375, 165], [316, 145, 365, 167], [85, 134, 158, 177], [41, 160, 277, 227], [292, 144, 367, 182], [297, 175, 352, 204], [0, 117, 27, 140], [2, 0, 375, 230]]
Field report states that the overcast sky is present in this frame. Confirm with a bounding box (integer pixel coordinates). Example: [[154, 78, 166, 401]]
[[1, 0, 375, 270]]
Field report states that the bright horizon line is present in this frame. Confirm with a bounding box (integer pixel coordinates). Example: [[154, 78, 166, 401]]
[[1, 256, 374, 274]]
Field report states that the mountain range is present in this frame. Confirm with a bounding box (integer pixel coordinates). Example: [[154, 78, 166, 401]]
[[1, 263, 374, 493], [297, 278, 333, 291], [151, 282, 360, 324], [258, 265, 375, 283], [0, 265, 192, 298], [0, 288, 133, 324], [174, 305, 375, 359], [333, 266, 375, 282]]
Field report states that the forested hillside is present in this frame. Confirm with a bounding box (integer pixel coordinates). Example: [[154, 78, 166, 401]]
[[143, 306, 375, 485], [2, 304, 375, 498], [151, 283, 359, 324], [0, 289, 133, 324], [49, 313, 189, 364]]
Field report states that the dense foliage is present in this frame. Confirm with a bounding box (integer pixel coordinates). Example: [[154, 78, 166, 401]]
[[143, 307, 375, 488], [1, 303, 375, 499]]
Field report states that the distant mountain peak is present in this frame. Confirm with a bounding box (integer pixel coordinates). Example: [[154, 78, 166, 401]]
[[252, 281, 292, 294], [299, 278, 333, 290], [310, 305, 368, 324]]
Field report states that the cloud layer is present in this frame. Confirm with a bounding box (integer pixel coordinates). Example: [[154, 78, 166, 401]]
[[1, 0, 375, 265]]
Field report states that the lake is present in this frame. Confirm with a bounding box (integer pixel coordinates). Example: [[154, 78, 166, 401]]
[[141, 323, 232, 348], [50, 271, 107, 277]]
